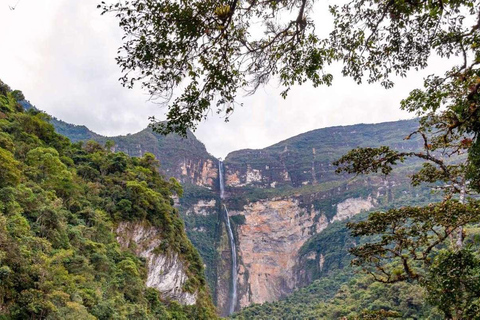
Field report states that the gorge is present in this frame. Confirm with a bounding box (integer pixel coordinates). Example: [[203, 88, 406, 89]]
[[45, 106, 434, 317], [18, 98, 441, 317]]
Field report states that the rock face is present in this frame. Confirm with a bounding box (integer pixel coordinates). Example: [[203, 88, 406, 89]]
[[116, 222, 197, 305], [231, 198, 329, 307], [209, 120, 426, 309], [228, 192, 383, 307], [180, 158, 218, 188], [186, 199, 217, 216], [331, 196, 376, 222], [223, 120, 422, 189]]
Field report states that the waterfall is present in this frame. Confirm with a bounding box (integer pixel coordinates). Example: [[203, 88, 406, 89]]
[[218, 160, 237, 315]]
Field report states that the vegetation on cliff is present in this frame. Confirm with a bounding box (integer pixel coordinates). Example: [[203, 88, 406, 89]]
[[231, 210, 441, 319], [0, 81, 216, 319], [20, 97, 222, 303]]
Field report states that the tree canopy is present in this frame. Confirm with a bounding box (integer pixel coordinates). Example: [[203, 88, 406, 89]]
[[0, 82, 217, 319], [100, 0, 479, 136]]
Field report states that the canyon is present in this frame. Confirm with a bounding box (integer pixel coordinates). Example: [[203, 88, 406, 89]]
[[47, 109, 428, 317]]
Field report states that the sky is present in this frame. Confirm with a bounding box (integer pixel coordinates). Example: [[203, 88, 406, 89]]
[[0, 0, 439, 158]]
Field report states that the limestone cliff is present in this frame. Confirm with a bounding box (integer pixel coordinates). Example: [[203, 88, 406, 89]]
[[185, 199, 217, 216], [226, 191, 383, 306], [179, 158, 218, 188], [231, 198, 327, 307], [223, 119, 422, 189], [116, 222, 197, 305], [217, 120, 425, 309], [331, 196, 376, 222]]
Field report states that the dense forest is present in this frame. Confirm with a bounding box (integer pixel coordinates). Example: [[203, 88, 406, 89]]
[[231, 268, 440, 319], [0, 80, 217, 319]]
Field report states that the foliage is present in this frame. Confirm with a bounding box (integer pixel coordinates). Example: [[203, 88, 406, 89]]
[[349, 200, 480, 283], [99, 0, 479, 136], [232, 267, 440, 319], [334, 78, 480, 317], [98, 0, 334, 135], [0, 148, 21, 188], [0, 85, 217, 319], [425, 248, 480, 319]]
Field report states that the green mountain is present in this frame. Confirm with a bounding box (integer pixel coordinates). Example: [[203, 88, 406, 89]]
[[20, 99, 216, 185], [20, 99, 223, 306], [0, 83, 216, 319]]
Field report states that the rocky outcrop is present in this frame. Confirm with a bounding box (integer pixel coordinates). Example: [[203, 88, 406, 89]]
[[225, 164, 287, 188], [224, 120, 422, 189], [116, 222, 197, 305], [180, 158, 218, 188], [224, 156, 291, 188], [186, 199, 217, 216], [226, 191, 384, 307], [230, 198, 329, 307], [331, 196, 376, 222]]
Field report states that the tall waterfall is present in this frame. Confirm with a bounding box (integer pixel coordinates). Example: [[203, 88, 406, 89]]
[[218, 161, 237, 315]]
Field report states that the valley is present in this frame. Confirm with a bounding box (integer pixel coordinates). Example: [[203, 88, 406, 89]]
[[37, 98, 440, 317]]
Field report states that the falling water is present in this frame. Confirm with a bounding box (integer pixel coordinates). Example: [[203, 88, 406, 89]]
[[218, 160, 237, 315]]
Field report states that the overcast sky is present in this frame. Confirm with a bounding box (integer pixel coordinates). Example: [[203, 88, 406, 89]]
[[1, 0, 439, 158]]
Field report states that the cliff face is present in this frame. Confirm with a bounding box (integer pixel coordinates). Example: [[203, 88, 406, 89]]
[[227, 184, 387, 307], [223, 120, 421, 189], [232, 198, 327, 307], [116, 222, 198, 305], [218, 119, 426, 309]]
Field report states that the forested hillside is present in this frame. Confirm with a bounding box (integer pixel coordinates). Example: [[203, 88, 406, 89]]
[[19, 98, 223, 304], [231, 266, 442, 319], [0, 81, 216, 319]]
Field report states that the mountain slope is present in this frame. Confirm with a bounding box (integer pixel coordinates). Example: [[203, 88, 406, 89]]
[[218, 118, 440, 312], [20, 99, 218, 188], [0, 85, 216, 319], [18, 97, 224, 309], [224, 119, 420, 189]]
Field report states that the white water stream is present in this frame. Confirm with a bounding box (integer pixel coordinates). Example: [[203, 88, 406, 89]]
[[218, 161, 237, 315]]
